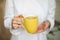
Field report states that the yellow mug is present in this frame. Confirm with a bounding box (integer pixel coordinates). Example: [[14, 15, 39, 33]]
[[19, 15, 38, 34], [24, 16, 38, 34]]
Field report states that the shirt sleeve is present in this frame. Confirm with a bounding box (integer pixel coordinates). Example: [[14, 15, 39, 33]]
[[47, 0, 56, 31], [4, 0, 14, 29], [4, 0, 24, 35]]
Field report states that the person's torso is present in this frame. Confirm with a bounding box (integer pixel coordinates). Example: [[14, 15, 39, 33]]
[[13, 0, 49, 23], [11, 30, 47, 40], [11, 0, 49, 40]]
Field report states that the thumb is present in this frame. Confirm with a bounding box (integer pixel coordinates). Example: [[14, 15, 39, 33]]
[[36, 27, 43, 33]]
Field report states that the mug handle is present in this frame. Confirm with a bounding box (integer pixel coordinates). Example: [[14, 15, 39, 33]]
[[21, 24, 26, 30]]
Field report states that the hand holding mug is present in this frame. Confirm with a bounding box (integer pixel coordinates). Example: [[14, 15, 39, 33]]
[[37, 20, 50, 33], [12, 15, 24, 29]]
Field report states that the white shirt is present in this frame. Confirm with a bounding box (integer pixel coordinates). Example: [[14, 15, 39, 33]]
[[4, 0, 56, 40]]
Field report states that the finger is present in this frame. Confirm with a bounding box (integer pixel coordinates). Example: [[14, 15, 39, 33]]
[[14, 15, 20, 18], [37, 29, 44, 33], [37, 27, 46, 33], [13, 20, 22, 25], [37, 22, 49, 33], [42, 23, 49, 30], [14, 17, 24, 24], [36, 27, 42, 33], [38, 25, 48, 33], [44, 26, 49, 31], [13, 24, 21, 29], [37, 30, 43, 33], [42, 21, 50, 30], [14, 15, 24, 18], [13, 23, 22, 28], [39, 23, 46, 30], [12, 24, 20, 29], [13, 17, 22, 22], [37, 25, 46, 33]]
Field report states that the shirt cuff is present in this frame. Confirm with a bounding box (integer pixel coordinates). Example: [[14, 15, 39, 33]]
[[47, 18, 55, 31]]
